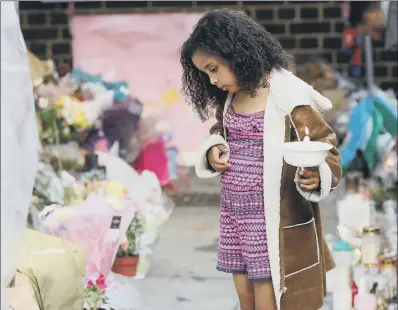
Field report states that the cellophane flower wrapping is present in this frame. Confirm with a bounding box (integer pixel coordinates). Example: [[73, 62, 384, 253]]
[[39, 193, 136, 280], [1, 3, 40, 309], [132, 171, 175, 278], [95, 152, 175, 278]]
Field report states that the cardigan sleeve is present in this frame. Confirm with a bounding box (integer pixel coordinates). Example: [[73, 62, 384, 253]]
[[209, 104, 224, 136], [195, 105, 229, 179], [291, 105, 342, 202]]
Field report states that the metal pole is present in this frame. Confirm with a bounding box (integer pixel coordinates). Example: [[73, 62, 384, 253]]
[[364, 34, 375, 93]]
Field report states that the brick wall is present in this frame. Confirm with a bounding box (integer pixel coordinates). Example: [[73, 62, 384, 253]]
[[19, 1, 397, 93]]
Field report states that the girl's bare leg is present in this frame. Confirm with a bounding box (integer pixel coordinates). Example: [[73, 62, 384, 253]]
[[253, 281, 277, 310], [233, 274, 255, 310]]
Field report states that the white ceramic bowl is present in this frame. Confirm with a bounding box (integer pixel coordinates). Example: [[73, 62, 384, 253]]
[[283, 141, 332, 167]]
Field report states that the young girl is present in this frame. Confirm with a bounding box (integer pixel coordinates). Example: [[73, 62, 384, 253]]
[[181, 9, 342, 310]]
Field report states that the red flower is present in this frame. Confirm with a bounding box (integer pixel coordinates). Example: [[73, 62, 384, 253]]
[[95, 274, 106, 291], [87, 280, 94, 288]]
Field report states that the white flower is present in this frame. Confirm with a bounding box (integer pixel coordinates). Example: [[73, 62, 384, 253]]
[[38, 97, 49, 109], [61, 98, 75, 125], [60, 170, 75, 187]]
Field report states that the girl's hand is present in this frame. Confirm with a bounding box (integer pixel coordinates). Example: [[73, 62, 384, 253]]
[[208, 145, 231, 172], [295, 168, 320, 191]]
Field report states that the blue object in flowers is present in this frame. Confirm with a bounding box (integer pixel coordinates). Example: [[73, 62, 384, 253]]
[[71, 69, 130, 101], [71, 68, 102, 84], [339, 96, 374, 170], [333, 239, 353, 252], [102, 80, 130, 101], [167, 146, 179, 180]]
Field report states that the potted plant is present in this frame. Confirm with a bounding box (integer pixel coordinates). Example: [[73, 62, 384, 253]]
[[112, 214, 142, 277]]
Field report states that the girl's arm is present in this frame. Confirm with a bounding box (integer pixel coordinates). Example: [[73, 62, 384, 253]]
[[209, 105, 224, 136], [195, 105, 229, 178], [291, 105, 342, 202]]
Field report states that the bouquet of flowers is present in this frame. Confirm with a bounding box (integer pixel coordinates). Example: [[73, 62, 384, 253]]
[[84, 274, 108, 310], [37, 94, 94, 145], [34, 67, 114, 146], [39, 192, 136, 278]]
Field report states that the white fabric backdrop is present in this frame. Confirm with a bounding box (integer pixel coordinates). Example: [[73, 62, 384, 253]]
[[1, 2, 39, 309]]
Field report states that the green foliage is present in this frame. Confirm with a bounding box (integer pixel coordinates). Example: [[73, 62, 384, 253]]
[[116, 214, 143, 257], [367, 183, 393, 212], [84, 285, 107, 310]]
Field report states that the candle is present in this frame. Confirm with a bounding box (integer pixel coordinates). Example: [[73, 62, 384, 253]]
[[303, 126, 310, 142], [361, 226, 381, 266]]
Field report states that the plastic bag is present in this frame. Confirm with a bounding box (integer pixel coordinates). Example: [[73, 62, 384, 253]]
[[337, 193, 375, 234], [135, 192, 175, 279], [134, 137, 171, 186], [96, 151, 144, 200], [1, 3, 40, 309], [104, 272, 143, 310], [34, 161, 64, 205], [42, 141, 86, 171]]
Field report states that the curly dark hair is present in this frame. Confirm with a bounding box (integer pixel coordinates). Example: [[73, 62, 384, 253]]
[[180, 9, 293, 121]]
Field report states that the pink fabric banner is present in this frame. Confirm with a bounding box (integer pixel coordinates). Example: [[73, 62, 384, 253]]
[[71, 13, 215, 166]]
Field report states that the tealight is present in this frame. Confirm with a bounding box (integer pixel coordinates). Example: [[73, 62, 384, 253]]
[[283, 126, 332, 167]]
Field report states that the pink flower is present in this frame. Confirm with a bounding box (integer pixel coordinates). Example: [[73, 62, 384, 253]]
[[363, 191, 372, 199], [87, 280, 94, 288], [96, 274, 106, 291], [121, 241, 129, 251]]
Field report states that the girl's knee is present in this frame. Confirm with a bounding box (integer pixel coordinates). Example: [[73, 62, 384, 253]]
[[233, 274, 255, 310], [237, 290, 255, 310], [253, 281, 277, 310], [238, 296, 255, 310]]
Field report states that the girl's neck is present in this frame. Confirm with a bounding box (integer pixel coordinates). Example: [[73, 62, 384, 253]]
[[235, 85, 269, 100], [235, 72, 270, 97], [232, 85, 270, 115]]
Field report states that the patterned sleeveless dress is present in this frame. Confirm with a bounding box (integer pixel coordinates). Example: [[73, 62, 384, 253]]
[[217, 103, 272, 282]]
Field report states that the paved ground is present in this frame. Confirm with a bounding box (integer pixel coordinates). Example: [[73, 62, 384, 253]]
[[135, 206, 238, 310], [134, 175, 341, 310]]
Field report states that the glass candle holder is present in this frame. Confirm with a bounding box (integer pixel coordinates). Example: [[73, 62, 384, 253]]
[[361, 225, 381, 266]]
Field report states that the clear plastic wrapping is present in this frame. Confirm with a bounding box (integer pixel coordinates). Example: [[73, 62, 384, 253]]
[[1, 3, 40, 309]]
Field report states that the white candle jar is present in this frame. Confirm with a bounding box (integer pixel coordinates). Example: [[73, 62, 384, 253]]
[[361, 226, 381, 266], [381, 258, 397, 300]]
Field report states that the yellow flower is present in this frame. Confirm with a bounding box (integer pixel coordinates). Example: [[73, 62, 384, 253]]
[[73, 106, 89, 129], [106, 180, 126, 197], [54, 95, 68, 110], [62, 127, 71, 137], [55, 95, 81, 111]]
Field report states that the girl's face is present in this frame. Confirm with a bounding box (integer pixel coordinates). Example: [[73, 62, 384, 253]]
[[192, 51, 239, 93]]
